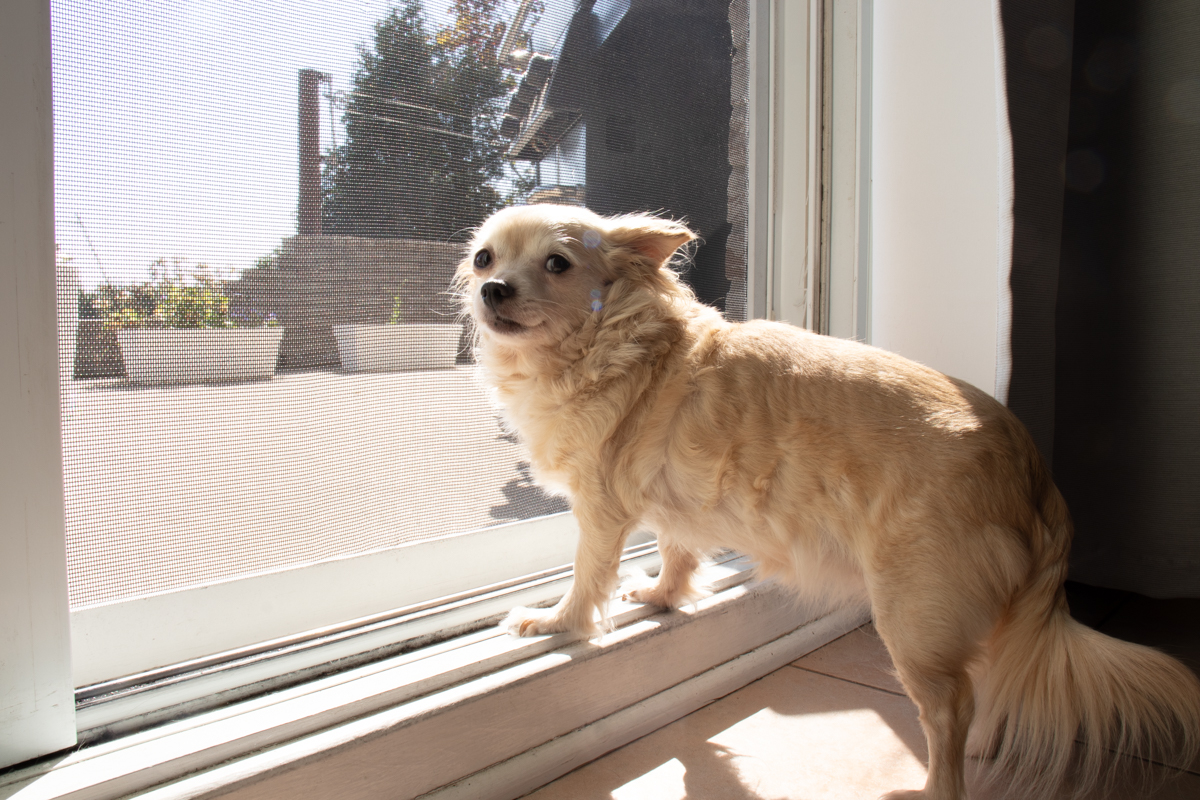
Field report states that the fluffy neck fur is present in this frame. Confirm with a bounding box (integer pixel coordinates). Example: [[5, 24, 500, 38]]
[[475, 269, 713, 489]]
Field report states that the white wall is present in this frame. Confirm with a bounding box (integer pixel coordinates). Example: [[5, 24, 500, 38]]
[[869, 0, 1012, 398]]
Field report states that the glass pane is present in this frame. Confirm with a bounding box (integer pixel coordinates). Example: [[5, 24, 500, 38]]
[[54, 0, 749, 610]]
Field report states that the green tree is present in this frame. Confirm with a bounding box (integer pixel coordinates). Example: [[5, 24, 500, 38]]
[[321, 0, 513, 241]]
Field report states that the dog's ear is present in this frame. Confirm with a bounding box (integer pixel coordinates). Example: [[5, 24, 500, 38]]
[[604, 214, 696, 266]]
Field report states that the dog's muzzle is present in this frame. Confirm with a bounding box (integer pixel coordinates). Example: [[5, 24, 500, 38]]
[[480, 279, 515, 312]]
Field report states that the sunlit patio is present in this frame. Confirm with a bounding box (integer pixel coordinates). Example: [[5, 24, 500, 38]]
[[61, 366, 566, 608]]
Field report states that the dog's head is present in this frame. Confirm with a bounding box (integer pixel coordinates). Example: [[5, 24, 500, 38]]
[[456, 204, 696, 352]]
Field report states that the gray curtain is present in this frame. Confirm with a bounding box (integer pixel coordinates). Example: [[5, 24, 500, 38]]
[[1003, 0, 1200, 598], [1000, 0, 1076, 466]]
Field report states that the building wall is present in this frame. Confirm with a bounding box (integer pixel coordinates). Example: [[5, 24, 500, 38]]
[[725, 0, 750, 321], [74, 236, 470, 377], [583, 0, 738, 314], [236, 236, 468, 371]]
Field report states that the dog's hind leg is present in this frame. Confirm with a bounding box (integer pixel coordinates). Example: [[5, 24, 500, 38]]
[[872, 579, 994, 800], [882, 655, 975, 799]]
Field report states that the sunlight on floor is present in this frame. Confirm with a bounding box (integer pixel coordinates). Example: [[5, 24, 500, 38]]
[[527, 602, 1200, 800], [612, 758, 687, 800], [527, 625, 930, 800], [606, 705, 928, 800]]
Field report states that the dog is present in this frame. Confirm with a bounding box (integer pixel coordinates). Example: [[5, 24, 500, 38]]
[[455, 203, 1200, 799]]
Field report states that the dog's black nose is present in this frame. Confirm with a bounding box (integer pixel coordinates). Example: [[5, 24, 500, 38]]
[[480, 279, 515, 309]]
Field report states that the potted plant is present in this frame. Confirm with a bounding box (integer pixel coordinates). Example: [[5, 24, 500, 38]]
[[99, 261, 283, 386], [332, 291, 462, 373]]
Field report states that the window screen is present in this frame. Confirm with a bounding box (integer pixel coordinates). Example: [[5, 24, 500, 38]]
[[54, 0, 750, 611]]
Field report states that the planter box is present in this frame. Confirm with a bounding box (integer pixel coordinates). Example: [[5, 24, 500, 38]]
[[332, 323, 462, 373], [118, 328, 284, 386]]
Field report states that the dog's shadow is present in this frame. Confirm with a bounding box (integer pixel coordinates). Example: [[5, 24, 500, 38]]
[[489, 459, 570, 522]]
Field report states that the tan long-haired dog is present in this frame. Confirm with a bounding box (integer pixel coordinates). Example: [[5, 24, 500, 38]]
[[456, 204, 1200, 800]]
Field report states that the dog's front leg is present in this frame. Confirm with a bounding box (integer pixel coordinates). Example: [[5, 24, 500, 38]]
[[621, 536, 703, 609], [503, 503, 632, 639]]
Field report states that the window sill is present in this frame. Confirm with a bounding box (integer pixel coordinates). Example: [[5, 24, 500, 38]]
[[1, 562, 867, 800]]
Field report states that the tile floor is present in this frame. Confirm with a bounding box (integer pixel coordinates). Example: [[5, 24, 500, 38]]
[[525, 585, 1200, 799]]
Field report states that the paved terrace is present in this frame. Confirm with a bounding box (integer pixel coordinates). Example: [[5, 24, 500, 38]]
[[61, 367, 568, 609]]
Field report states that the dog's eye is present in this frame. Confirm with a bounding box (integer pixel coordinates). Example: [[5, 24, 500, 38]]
[[473, 249, 492, 270], [545, 254, 571, 274]]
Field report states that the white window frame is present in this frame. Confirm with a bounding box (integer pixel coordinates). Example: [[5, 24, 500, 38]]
[[825, 0, 873, 341], [72, 515, 594, 688], [1, 0, 76, 767], [2, 0, 887, 793], [755, 0, 871, 341]]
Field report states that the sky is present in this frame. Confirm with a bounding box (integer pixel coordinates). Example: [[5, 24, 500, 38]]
[[50, 0, 571, 290]]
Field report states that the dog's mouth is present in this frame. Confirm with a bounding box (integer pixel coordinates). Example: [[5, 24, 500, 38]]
[[481, 308, 532, 336]]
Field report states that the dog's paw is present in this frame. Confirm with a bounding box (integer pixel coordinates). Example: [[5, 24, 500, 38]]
[[621, 581, 676, 608], [618, 569, 666, 607], [502, 606, 564, 637], [619, 570, 706, 609], [501, 606, 596, 638]]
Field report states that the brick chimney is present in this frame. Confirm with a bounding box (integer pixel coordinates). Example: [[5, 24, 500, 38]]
[[298, 69, 323, 235]]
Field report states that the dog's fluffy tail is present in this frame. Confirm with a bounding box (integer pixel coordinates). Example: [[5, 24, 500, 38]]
[[973, 554, 1200, 797]]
